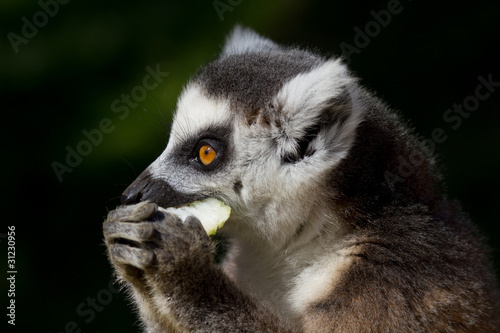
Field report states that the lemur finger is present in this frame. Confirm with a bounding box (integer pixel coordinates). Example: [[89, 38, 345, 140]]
[[110, 244, 154, 270], [154, 209, 184, 228], [107, 202, 158, 222], [184, 216, 208, 238], [103, 221, 155, 242]]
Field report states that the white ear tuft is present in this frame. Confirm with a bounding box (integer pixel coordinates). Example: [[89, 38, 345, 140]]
[[222, 25, 279, 56], [276, 59, 352, 119], [272, 59, 361, 161]]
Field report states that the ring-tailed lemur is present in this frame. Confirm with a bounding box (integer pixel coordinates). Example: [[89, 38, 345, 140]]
[[104, 26, 499, 332]]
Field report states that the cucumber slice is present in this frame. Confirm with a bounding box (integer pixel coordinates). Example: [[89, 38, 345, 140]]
[[163, 198, 231, 235]]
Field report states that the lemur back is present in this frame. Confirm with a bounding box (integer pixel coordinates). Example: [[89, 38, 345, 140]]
[[104, 27, 499, 332]]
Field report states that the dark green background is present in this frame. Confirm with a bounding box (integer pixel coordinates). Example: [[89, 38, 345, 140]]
[[2, 0, 499, 331]]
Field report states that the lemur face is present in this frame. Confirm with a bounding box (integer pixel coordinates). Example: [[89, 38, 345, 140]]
[[121, 29, 362, 242]]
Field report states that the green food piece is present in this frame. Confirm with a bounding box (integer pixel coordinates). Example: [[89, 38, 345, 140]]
[[164, 198, 231, 235]]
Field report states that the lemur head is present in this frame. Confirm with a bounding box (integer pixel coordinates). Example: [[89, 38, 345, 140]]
[[121, 27, 362, 244]]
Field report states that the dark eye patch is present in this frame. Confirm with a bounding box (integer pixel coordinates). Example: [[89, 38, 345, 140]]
[[168, 124, 233, 173]]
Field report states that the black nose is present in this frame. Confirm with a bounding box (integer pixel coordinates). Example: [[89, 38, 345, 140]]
[[120, 169, 150, 205], [119, 168, 201, 208], [120, 191, 142, 205]]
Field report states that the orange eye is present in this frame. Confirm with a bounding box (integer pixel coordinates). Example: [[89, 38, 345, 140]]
[[199, 145, 217, 166]]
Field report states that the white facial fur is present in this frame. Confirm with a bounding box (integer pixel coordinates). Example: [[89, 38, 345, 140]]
[[168, 84, 232, 151], [143, 31, 364, 322], [147, 84, 235, 197], [225, 60, 361, 246], [146, 58, 362, 250]]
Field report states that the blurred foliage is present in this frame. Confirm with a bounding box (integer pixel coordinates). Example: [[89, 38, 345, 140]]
[[1, 0, 499, 331]]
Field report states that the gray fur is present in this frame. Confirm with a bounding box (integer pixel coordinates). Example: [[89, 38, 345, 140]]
[[104, 27, 499, 332], [221, 25, 280, 56], [196, 26, 322, 117]]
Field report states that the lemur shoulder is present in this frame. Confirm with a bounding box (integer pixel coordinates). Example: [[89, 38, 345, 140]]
[[104, 27, 500, 332]]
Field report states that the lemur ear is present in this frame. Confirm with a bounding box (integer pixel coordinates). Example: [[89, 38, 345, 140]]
[[222, 25, 280, 56], [272, 59, 361, 164]]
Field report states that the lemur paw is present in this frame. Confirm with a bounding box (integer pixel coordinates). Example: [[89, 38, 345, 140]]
[[104, 201, 213, 285]]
